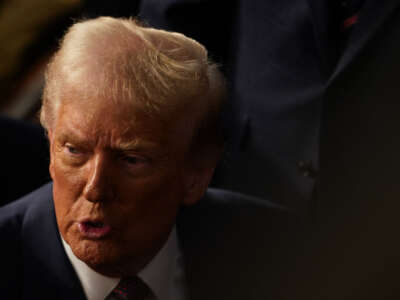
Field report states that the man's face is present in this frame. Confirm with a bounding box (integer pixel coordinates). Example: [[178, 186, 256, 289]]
[[49, 94, 199, 277]]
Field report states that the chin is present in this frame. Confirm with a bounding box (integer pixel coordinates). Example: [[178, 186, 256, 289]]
[[69, 238, 145, 277], [73, 239, 116, 268]]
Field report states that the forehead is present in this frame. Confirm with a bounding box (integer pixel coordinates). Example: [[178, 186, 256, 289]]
[[54, 97, 168, 146]]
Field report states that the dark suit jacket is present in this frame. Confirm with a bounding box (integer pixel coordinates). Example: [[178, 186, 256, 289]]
[[318, 0, 400, 223], [298, 2, 400, 299], [266, 2, 400, 299], [0, 116, 50, 206], [139, 0, 400, 218], [0, 183, 298, 300]]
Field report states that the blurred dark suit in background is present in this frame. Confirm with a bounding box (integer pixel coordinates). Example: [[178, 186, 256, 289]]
[[139, 0, 400, 219], [296, 2, 400, 298], [0, 116, 49, 206]]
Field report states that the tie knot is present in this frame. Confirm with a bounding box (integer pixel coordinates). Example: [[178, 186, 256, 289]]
[[106, 276, 152, 300]]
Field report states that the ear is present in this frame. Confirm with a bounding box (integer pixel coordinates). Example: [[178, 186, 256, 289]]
[[182, 164, 215, 206]]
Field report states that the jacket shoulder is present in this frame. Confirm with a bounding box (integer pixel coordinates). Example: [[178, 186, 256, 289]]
[[178, 187, 301, 254], [0, 182, 53, 297], [177, 188, 306, 300], [0, 182, 53, 227], [180, 187, 291, 229]]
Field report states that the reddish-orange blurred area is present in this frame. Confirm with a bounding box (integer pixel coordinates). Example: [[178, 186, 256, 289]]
[[0, 0, 139, 121]]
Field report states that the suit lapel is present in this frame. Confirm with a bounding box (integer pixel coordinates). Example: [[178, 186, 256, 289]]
[[330, 0, 400, 82], [21, 184, 86, 299], [307, 0, 340, 78]]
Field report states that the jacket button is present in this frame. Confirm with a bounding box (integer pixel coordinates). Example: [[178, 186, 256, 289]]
[[298, 161, 317, 179]]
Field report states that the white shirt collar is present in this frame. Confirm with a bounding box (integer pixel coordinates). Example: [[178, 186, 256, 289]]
[[62, 227, 186, 300]]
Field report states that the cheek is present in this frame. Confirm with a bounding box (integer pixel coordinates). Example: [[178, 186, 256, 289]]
[[115, 175, 182, 256], [130, 170, 184, 222], [51, 156, 86, 236], [51, 152, 86, 191]]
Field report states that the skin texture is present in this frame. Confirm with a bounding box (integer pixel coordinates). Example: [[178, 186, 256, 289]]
[[48, 91, 211, 277]]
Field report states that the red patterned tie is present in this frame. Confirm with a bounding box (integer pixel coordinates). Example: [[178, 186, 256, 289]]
[[105, 276, 153, 300]]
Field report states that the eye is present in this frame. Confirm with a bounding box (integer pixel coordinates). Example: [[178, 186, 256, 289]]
[[118, 152, 152, 175], [65, 144, 81, 155], [61, 143, 87, 165], [121, 155, 144, 165]]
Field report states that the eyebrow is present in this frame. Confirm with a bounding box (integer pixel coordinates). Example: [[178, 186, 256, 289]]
[[57, 131, 90, 146], [57, 130, 161, 153], [55, 117, 92, 144], [117, 139, 160, 153]]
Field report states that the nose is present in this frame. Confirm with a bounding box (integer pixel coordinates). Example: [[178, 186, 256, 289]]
[[82, 154, 113, 203]]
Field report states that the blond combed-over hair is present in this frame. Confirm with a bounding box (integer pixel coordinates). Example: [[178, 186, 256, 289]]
[[40, 16, 226, 159]]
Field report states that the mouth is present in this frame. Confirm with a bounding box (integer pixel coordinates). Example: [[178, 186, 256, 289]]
[[78, 220, 112, 239]]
